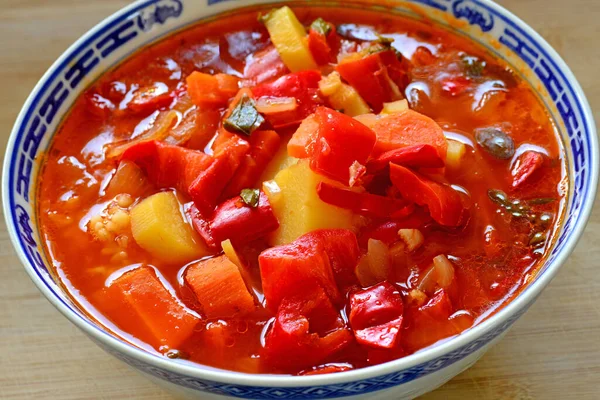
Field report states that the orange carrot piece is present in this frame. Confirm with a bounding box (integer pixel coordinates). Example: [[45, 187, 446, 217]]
[[287, 114, 319, 158], [185, 255, 255, 319], [223, 130, 281, 198], [186, 72, 239, 108], [106, 266, 200, 349], [371, 110, 448, 158]]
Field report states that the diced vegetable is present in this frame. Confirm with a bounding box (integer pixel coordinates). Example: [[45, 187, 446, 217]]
[[263, 286, 352, 370], [240, 188, 260, 207], [355, 239, 391, 286], [353, 113, 382, 129], [223, 130, 281, 198], [121, 140, 212, 196], [105, 160, 154, 199], [309, 107, 377, 183], [223, 94, 265, 136], [186, 72, 239, 108], [252, 70, 323, 128], [260, 6, 318, 72], [358, 210, 433, 246], [127, 83, 174, 114], [371, 110, 448, 158], [266, 160, 358, 246], [308, 28, 333, 65], [221, 239, 243, 269], [189, 189, 279, 248], [106, 266, 200, 349], [445, 139, 467, 169], [366, 144, 445, 174], [317, 182, 413, 219], [130, 191, 211, 264], [418, 255, 455, 294], [398, 229, 424, 252], [511, 151, 545, 188], [348, 282, 404, 349], [255, 96, 297, 114], [336, 49, 407, 112], [259, 232, 341, 311], [259, 149, 299, 183], [390, 164, 467, 227], [288, 114, 319, 158], [243, 45, 289, 85], [475, 127, 515, 159], [318, 72, 370, 117], [189, 132, 250, 215], [185, 255, 255, 319], [381, 99, 409, 114]]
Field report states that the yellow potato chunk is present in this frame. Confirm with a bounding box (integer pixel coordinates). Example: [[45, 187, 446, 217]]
[[319, 72, 370, 117], [381, 99, 409, 114], [259, 136, 298, 182], [446, 139, 467, 169], [266, 160, 357, 245], [130, 191, 211, 264], [262, 6, 317, 72]]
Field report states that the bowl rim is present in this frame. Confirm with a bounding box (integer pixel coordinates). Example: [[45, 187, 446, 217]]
[[3, 0, 598, 389]]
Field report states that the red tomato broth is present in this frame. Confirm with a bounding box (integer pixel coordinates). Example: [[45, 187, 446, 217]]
[[37, 5, 565, 375]]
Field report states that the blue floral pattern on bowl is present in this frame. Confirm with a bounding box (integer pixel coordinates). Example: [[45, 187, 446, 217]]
[[3, 0, 596, 398]]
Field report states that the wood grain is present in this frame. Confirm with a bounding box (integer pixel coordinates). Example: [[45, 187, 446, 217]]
[[1, 1, 598, 399]]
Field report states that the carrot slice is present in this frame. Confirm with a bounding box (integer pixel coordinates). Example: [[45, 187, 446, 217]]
[[288, 114, 319, 158], [371, 110, 447, 158], [185, 255, 255, 319], [186, 72, 239, 108], [106, 266, 200, 349]]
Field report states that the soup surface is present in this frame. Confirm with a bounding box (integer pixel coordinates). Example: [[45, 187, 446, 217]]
[[38, 5, 565, 375]]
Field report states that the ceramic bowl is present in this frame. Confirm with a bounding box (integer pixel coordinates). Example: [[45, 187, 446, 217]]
[[3, 0, 597, 399]]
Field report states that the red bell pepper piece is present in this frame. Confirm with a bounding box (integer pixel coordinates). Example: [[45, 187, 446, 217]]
[[243, 45, 289, 86], [259, 232, 342, 311], [390, 164, 467, 227], [222, 130, 281, 198], [420, 289, 453, 320], [251, 71, 324, 128], [188, 132, 250, 215], [189, 190, 279, 248], [348, 282, 404, 349], [336, 50, 407, 112], [367, 144, 445, 174], [371, 110, 448, 158], [121, 140, 212, 196], [357, 209, 433, 246], [263, 286, 353, 370], [317, 182, 413, 219], [511, 150, 545, 188], [308, 29, 333, 65], [309, 107, 377, 184], [300, 229, 360, 291]]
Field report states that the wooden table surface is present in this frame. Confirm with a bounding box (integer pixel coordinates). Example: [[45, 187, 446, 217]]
[[1, 0, 599, 398]]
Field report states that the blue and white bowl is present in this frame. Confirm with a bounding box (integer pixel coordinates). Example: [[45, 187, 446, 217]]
[[3, 0, 597, 399]]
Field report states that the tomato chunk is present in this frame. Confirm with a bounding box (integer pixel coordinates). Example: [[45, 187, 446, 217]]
[[511, 150, 545, 188], [251, 71, 324, 128], [367, 144, 445, 173], [263, 286, 353, 370], [309, 107, 377, 184], [121, 140, 212, 196], [390, 164, 467, 227], [189, 190, 279, 248], [371, 110, 447, 158], [348, 282, 404, 349]]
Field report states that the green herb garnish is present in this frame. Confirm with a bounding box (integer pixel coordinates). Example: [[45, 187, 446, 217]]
[[462, 54, 486, 77], [224, 94, 265, 136], [240, 188, 260, 208], [310, 18, 332, 36]]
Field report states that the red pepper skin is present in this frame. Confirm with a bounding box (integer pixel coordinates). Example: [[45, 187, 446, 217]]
[[310, 107, 377, 184], [127, 84, 174, 114], [308, 29, 333, 65], [189, 190, 279, 248], [317, 182, 413, 219], [336, 50, 407, 112], [222, 130, 281, 199], [263, 286, 353, 370], [259, 234, 341, 311], [121, 140, 212, 195], [357, 209, 433, 246], [300, 229, 360, 291], [367, 144, 445, 174], [251, 71, 324, 128], [420, 289, 453, 320], [189, 132, 250, 216], [511, 151, 545, 188], [389, 164, 467, 227], [348, 282, 404, 349]]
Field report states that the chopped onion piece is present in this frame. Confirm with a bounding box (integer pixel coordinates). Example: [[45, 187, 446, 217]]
[[367, 239, 391, 282], [433, 254, 455, 288], [255, 96, 298, 114], [398, 229, 424, 252]]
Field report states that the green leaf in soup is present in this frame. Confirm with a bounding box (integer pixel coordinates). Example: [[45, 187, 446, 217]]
[[240, 188, 260, 208], [224, 94, 265, 136], [310, 18, 332, 36]]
